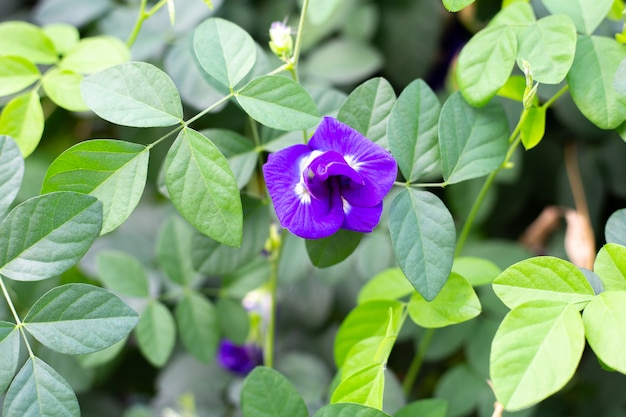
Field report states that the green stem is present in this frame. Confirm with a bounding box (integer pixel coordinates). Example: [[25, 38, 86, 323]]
[[541, 85, 569, 109], [292, 0, 310, 70], [263, 234, 282, 368], [126, 0, 148, 48], [185, 93, 234, 127], [0, 276, 34, 357], [402, 327, 435, 396]]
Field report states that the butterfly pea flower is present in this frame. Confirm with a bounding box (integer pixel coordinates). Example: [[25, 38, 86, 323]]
[[217, 339, 263, 376], [263, 116, 397, 240]]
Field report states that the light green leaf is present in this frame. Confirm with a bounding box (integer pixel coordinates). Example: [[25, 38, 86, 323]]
[[331, 364, 385, 408], [175, 291, 219, 363], [443, 0, 475, 11], [520, 106, 546, 150], [394, 399, 448, 417], [59, 36, 129, 74], [489, 2, 536, 28], [23, 283, 138, 354], [306, 229, 362, 268], [42, 23, 79, 55], [606, 209, 626, 246], [583, 291, 626, 373], [241, 367, 308, 417], [3, 356, 79, 417], [614, 57, 626, 95], [388, 79, 441, 181], [95, 250, 149, 297], [315, 403, 391, 417], [0, 322, 20, 394], [452, 257, 502, 286], [42, 139, 149, 234], [516, 15, 577, 84], [497, 75, 526, 102], [337, 77, 396, 147], [136, 300, 176, 367], [438, 92, 509, 184], [542, 0, 613, 34], [456, 25, 517, 106], [408, 273, 481, 328], [157, 215, 198, 287], [0, 56, 40, 96], [357, 268, 414, 304], [77, 338, 126, 368], [567, 36, 626, 129], [389, 189, 455, 301], [491, 301, 585, 411], [165, 128, 242, 247], [42, 68, 88, 112], [493, 256, 595, 310], [594, 244, 626, 291], [0, 136, 24, 218], [0, 192, 102, 281], [81, 62, 183, 127], [193, 17, 256, 88], [236, 75, 320, 131], [334, 300, 404, 367], [0, 21, 57, 64], [0, 91, 44, 157]]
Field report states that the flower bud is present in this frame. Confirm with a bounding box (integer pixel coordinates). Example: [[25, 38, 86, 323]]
[[269, 21, 293, 58]]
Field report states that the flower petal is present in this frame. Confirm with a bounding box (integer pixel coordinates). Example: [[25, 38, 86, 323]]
[[306, 150, 363, 188], [341, 200, 383, 233], [263, 144, 344, 239], [309, 116, 397, 207]]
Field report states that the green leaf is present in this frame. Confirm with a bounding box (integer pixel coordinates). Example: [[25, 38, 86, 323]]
[[489, 2, 536, 28], [438, 92, 509, 184], [606, 209, 626, 245], [3, 356, 79, 417], [59, 36, 129, 74], [452, 256, 501, 286], [41, 68, 88, 112], [157, 215, 198, 287], [394, 399, 447, 417], [306, 229, 362, 268], [434, 364, 484, 417], [216, 297, 250, 345], [0, 192, 102, 281], [23, 283, 138, 354], [81, 62, 183, 127], [165, 128, 242, 247], [315, 403, 391, 417], [136, 300, 176, 367], [388, 79, 441, 181], [95, 250, 149, 297], [520, 106, 546, 150], [567, 36, 626, 129], [0, 56, 40, 96], [594, 244, 626, 291], [0, 91, 44, 157], [203, 129, 257, 189], [614, 57, 626, 95], [241, 367, 308, 417], [542, 0, 613, 34], [334, 300, 404, 367], [408, 273, 481, 328], [0, 322, 20, 394], [193, 17, 256, 88], [456, 25, 517, 106], [516, 15, 577, 84], [357, 267, 414, 304], [491, 301, 585, 411], [42, 139, 149, 234], [337, 77, 396, 147], [492, 256, 595, 310], [236, 75, 320, 131], [0, 21, 57, 64], [583, 291, 626, 374], [175, 291, 219, 363], [77, 337, 126, 368], [331, 364, 385, 408], [497, 75, 526, 102], [42, 23, 79, 55], [443, 0, 475, 11], [0, 136, 24, 218], [389, 189, 455, 301]]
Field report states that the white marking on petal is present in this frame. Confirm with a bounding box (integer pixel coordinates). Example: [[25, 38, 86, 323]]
[[344, 154, 363, 171], [342, 198, 351, 214], [294, 182, 311, 204]]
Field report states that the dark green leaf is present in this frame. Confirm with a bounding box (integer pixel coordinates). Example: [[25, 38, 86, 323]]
[[394, 399, 447, 417], [157, 215, 198, 287], [306, 229, 362, 268], [0, 322, 19, 394], [175, 291, 219, 363], [241, 367, 308, 417], [136, 300, 176, 367], [315, 402, 392, 417], [606, 209, 626, 246], [216, 297, 250, 345]]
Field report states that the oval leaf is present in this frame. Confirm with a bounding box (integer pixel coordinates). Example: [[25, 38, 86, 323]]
[[0, 56, 40, 96], [491, 301, 585, 410], [0, 21, 57, 64], [438, 92, 509, 184], [0, 136, 24, 217], [388, 79, 441, 181], [0, 322, 20, 394], [606, 209, 626, 246], [452, 256, 501, 286], [236, 75, 320, 131], [493, 256, 595, 310], [96, 250, 149, 297], [136, 300, 176, 367], [542, 0, 613, 34], [42, 139, 148, 234], [314, 403, 392, 417], [42, 68, 89, 112], [443, 0, 475, 11], [175, 291, 219, 363], [3, 357, 79, 417], [357, 267, 414, 304], [241, 366, 308, 417], [0, 192, 102, 281], [306, 229, 362, 268], [520, 106, 546, 150], [81, 62, 183, 127], [23, 283, 138, 354], [193, 17, 256, 88], [389, 188, 455, 301], [59, 36, 130, 74], [157, 215, 199, 287], [330, 364, 385, 408], [165, 128, 242, 247], [0, 91, 44, 157], [583, 291, 626, 374], [593, 243, 626, 291]]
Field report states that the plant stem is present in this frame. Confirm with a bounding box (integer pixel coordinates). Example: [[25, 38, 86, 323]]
[[402, 327, 435, 395], [263, 230, 282, 368], [185, 93, 234, 127], [126, 0, 170, 47], [0, 276, 34, 357], [292, 0, 310, 70]]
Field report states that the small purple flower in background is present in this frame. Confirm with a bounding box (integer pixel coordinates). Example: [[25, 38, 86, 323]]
[[263, 116, 397, 239], [217, 339, 263, 376]]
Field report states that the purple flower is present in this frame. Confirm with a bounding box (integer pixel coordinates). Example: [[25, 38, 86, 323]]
[[217, 339, 263, 376], [263, 117, 397, 239]]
